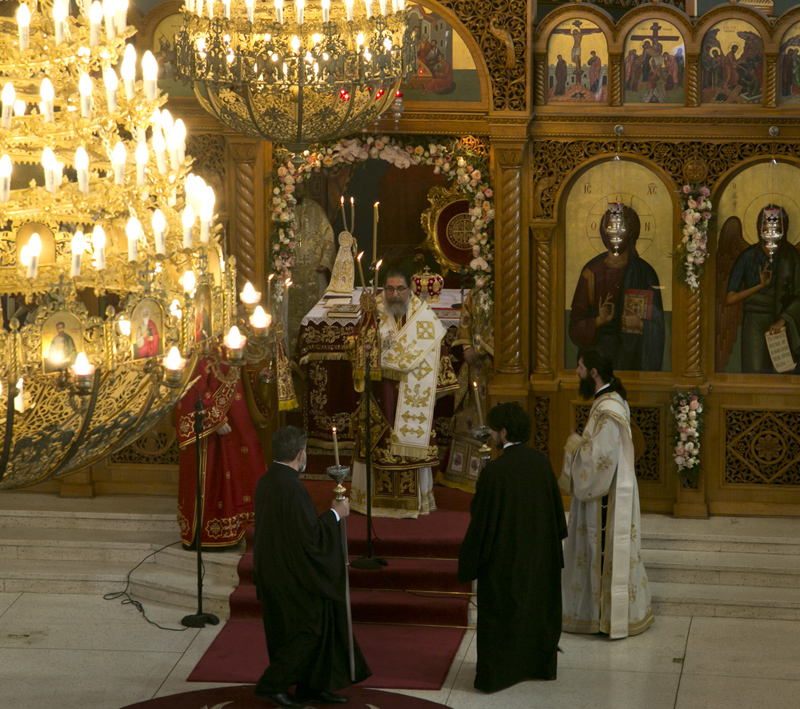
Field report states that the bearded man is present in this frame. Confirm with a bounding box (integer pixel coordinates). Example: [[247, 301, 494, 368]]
[[560, 348, 654, 639], [349, 267, 457, 518]]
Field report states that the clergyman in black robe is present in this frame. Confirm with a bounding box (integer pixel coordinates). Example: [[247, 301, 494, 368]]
[[253, 425, 370, 707], [458, 402, 568, 694]]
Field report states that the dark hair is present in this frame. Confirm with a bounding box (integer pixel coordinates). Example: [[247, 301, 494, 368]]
[[56, 321, 65, 328], [578, 347, 627, 400], [486, 402, 531, 443], [757, 204, 789, 240], [271, 425, 307, 463], [383, 266, 411, 287]]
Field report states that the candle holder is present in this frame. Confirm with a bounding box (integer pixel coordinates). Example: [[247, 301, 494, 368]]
[[327, 464, 350, 501], [471, 425, 492, 457]]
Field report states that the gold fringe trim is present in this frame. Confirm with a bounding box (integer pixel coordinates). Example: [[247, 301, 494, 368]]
[[298, 352, 350, 366], [381, 368, 404, 382], [390, 443, 432, 459], [279, 397, 299, 411], [435, 472, 476, 494], [371, 497, 422, 510]]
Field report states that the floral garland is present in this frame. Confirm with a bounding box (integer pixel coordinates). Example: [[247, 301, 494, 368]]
[[675, 184, 713, 291], [270, 134, 494, 321], [670, 387, 706, 484]]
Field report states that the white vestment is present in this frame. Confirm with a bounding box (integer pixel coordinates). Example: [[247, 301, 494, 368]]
[[560, 391, 654, 638]]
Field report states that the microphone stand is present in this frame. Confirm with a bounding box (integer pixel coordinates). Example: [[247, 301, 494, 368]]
[[182, 389, 220, 628], [351, 343, 386, 570]]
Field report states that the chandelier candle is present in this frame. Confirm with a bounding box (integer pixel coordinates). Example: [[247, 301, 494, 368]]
[[53, 0, 67, 46], [1, 84, 14, 129], [89, 2, 102, 46], [40, 79, 54, 123], [71, 232, 85, 277], [104, 68, 118, 113], [102, 0, 116, 39], [79, 74, 93, 119], [42, 148, 55, 193], [114, 0, 128, 33], [17, 4, 29, 52], [93, 226, 106, 270], [75, 147, 89, 193], [126, 218, 141, 262], [142, 51, 158, 101], [121, 44, 136, 98], [182, 205, 195, 249], [135, 143, 148, 186], [112, 142, 126, 186], [26, 234, 41, 280], [0, 155, 11, 202]]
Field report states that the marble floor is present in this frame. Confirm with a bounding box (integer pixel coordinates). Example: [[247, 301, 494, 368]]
[[2, 591, 799, 709]]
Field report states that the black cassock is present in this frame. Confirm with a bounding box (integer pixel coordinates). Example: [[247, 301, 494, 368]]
[[458, 444, 568, 693], [253, 462, 370, 694]]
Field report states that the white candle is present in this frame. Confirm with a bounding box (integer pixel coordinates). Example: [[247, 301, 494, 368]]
[[274, 0, 284, 24], [39, 79, 54, 122], [173, 119, 187, 163], [321, 0, 330, 22], [182, 205, 194, 249], [152, 209, 166, 254], [104, 67, 118, 113], [152, 128, 167, 173], [345, 0, 354, 21], [79, 73, 93, 119], [142, 51, 158, 101], [0, 154, 11, 202], [245, 0, 254, 22], [75, 147, 89, 193], [89, 1, 102, 46], [250, 306, 271, 330], [378, 0, 387, 15], [27, 234, 41, 279], [183, 269, 196, 294], [112, 141, 126, 185], [225, 325, 246, 350], [53, 0, 67, 45], [93, 226, 106, 270], [121, 44, 136, 99], [295, 0, 305, 25], [13, 100, 24, 118], [364, 0, 372, 19], [14, 378, 23, 413], [473, 381, 483, 426], [71, 231, 85, 277], [167, 126, 181, 171], [1, 83, 14, 129], [42, 147, 55, 193], [102, 0, 116, 39], [332, 426, 340, 466], [199, 199, 212, 243], [53, 161, 63, 191], [223, 0, 231, 19], [135, 142, 148, 186], [114, 0, 128, 33], [126, 217, 141, 261], [207, 0, 214, 19], [17, 4, 30, 51]]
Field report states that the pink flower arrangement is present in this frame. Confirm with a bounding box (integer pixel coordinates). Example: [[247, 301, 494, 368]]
[[675, 184, 713, 291], [671, 387, 706, 484]]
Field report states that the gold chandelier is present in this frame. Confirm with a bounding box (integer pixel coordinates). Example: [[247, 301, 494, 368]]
[[174, 0, 414, 151], [0, 0, 273, 489]]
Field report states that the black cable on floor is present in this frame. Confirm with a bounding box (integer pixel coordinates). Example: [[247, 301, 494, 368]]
[[103, 540, 199, 631]]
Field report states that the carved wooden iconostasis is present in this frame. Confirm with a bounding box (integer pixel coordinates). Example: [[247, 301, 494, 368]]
[[532, 2, 800, 519]]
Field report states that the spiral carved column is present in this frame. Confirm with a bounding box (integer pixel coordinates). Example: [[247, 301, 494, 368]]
[[686, 55, 699, 107], [531, 225, 555, 375], [609, 53, 622, 107], [228, 139, 265, 293], [494, 146, 525, 377], [764, 53, 778, 108], [683, 285, 702, 379], [534, 53, 547, 106]]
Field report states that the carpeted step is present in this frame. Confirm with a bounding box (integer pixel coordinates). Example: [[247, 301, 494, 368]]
[[349, 589, 470, 627], [348, 558, 471, 594]]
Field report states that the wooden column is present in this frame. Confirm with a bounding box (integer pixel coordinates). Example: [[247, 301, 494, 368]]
[[491, 142, 528, 396], [227, 138, 268, 293], [608, 53, 622, 107], [531, 224, 556, 375]]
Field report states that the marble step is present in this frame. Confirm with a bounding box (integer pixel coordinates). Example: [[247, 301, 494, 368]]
[[651, 581, 800, 621], [644, 548, 800, 588], [640, 514, 800, 555]]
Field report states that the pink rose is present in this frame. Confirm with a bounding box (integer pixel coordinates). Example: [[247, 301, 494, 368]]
[[484, 188, 493, 198], [701, 187, 710, 197], [682, 185, 691, 194]]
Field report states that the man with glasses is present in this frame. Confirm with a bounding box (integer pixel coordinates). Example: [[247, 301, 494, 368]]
[[350, 267, 456, 518]]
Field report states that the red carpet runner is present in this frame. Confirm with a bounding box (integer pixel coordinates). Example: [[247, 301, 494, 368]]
[[189, 481, 474, 690]]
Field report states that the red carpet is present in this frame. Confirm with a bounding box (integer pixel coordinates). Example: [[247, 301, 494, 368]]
[[121, 684, 450, 708], [189, 480, 474, 690]]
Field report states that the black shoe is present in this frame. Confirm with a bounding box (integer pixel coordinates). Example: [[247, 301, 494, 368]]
[[254, 689, 307, 707], [295, 686, 348, 704]]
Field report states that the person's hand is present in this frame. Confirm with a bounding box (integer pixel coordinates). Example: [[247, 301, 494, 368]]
[[332, 497, 350, 519], [622, 308, 643, 334], [759, 264, 773, 289], [769, 318, 786, 335], [463, 347, 481, 366], [597, 294, 614, 326], [218, 422, 232, 436], [316, 265, 329, 273]]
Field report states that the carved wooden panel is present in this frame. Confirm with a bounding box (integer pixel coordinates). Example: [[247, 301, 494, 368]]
[[530, 138, 800, 221], [575, 403, 662, 482], [186, 134, 228, 215], [110, 415, 179, 466], [532, 395, 550, 457], [724, 409, 800, 486], [437, 0, 527, 112]]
